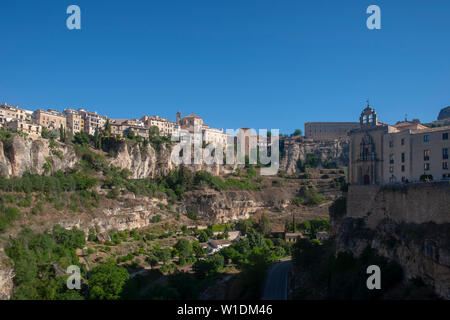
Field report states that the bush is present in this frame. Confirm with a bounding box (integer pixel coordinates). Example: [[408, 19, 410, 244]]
[[292, 197, 304, 206], [303, 187, 326, 205], [187, 210, 197, 220], [0, 206, 20, 232], [193, 254, 225, 278], [89, 260, 129, 300], [5, 226, 86, 300], [151, 215, 162, 223], [31, 202, 43, 215], [305, 153, 319, 168]]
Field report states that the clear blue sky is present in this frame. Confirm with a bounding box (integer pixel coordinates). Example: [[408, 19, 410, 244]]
[[1, 0, 449, 134]]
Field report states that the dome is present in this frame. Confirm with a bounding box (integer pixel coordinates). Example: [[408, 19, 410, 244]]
[[437, 106, 450, 120]]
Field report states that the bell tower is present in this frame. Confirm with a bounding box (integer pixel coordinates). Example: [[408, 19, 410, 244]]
[[359, 101, 379, 127]]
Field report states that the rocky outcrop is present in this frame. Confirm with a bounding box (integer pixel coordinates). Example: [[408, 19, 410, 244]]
[[1, 135, 350, 179], [109, 141, 157, 179], [179, 187, 295, 223], [53, 198, 170, 235], [0, 249, 14, 300], [0, 136, 244, 179], [0, 136, 78, 177], [280, 138, 349, 174]]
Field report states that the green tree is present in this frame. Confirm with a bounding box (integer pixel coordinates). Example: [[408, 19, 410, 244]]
[[174, 239, 192, 258], [157, 248, 172, 264], [305, 153, 319, 168], [259, 213, 271, 236], [291, 129, 302, 137], [193, 254, 224, 278], [187, 210, 197, 220], [296, 158, 305, 172], [104, 119, 111, 137], [197, 230, 209, 243], [192, 241, 206, 258], [149, 125, 159, 137], [89, 260, 129, 300], [59, 124, 65, 142], [73, 131, 91, 145]]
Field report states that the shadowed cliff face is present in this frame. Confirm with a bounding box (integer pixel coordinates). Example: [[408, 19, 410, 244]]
[[333, 184, 450, 300]]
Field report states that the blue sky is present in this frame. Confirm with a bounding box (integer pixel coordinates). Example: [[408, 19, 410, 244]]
[[0, 0, 449, 134]]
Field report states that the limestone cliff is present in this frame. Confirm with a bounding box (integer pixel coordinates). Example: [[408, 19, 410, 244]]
[[0, 136, 78, 177], [280, 138, 349, 174], [0, 249, 14, 300], [0, 136, 243, 179], [178, 187, 297, 223], [1, 135, 349, 178]]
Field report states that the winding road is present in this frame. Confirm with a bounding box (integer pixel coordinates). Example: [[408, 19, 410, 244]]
[[262, 259, 292, 300]]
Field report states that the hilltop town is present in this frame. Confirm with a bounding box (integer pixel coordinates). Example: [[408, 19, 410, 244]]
[[0, 102, 229, 147], [0, 101, 449, 300]]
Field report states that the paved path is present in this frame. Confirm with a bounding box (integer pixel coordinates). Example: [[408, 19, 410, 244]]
[[262, 259, 292, 300]]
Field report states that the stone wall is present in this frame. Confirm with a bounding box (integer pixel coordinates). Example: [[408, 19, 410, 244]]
[[337, 182, 450, 299], [347, 182, 450, 227]]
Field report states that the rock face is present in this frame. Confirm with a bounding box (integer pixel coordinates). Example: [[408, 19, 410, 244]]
[[0, 249, 14, 300], [0, 136, 78, 177], [109, 141, 158, 179], [280, 138, 349, 174], [56, 198, 170, 235], [0, 136, 246, 179], [334, 183, 450, 299], [1, 135, 350, 179]]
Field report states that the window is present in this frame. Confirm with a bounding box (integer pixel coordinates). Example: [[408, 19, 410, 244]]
[[443, 132, 448, 140], [389, 166, 394, 173], [443, 173, 450, 179], [443, 148, 448, 160], [390, 154, 395, 164], [389, 140, 394, 148], [401, 138, 405, 146], [444, 162, 448, 170], [401, 153, 405, 163], [401, 165, 405, 172], [424, 135, 429, 142], [424, 150, 430, 161], [424, 163, 430, 171]]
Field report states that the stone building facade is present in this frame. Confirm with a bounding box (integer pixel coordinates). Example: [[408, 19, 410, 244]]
[[6, 119, 42, 138], [304, 121, 360, 140], [110, 119, 149, 138], [349, 105, 450, 185], [63, 108, 84, 133], [0, 103, 32, 125], [140, 115, 177, 137], [32, 109, 66, 131], [176, 113, 229, 146], [77, 109, 108, 135]]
